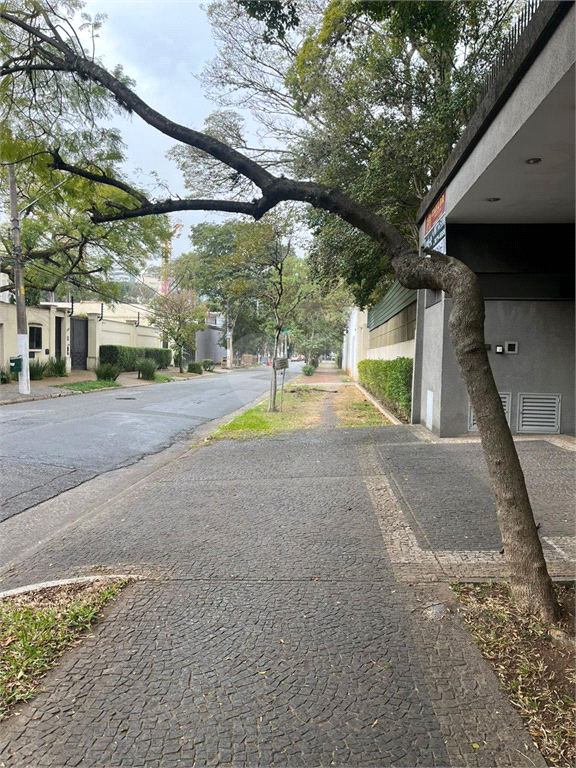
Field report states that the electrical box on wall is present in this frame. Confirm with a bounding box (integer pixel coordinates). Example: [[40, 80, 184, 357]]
[[505, 341, 518, 354]]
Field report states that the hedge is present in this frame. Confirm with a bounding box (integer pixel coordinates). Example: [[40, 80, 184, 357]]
[[99, 345, 172, 371], [357, 357, 413, 422]]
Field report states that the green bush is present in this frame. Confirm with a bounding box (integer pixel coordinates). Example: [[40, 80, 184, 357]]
[[187, 361, 203, 374], [94, 362, 123, 381], [302, 364, 315, 377], [99, 345, 171, 371], [0, 365, 15, 384], [29, 359, 48, 380], [46, 357, 67, 377], [357, 357, 413, 421], [138, 358, 157, 380], [145, 347, 172, 369], [201, 359, 215, 371]]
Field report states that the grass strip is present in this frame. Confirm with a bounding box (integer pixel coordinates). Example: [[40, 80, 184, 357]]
[[333, 386, 392, 427], [212, 387, 326, 440], [453, 582, 575, 767], [56, 380, 120, 392], [1, 579, 128, 718]]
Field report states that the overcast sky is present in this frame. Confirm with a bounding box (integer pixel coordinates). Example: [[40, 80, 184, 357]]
[[81, 0, 237, 257]]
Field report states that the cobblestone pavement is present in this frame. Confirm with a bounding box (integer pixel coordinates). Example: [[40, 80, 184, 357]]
[[1, 373, 572, 767]]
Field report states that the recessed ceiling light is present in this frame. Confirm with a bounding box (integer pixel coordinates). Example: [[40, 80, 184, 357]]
[[525, 157, 542, 164], [486, 197, 501, 202]]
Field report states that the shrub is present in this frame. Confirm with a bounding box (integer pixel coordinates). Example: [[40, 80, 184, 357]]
[[144, 347, 172, 369], [357, 357, 413, 421], [138, 358, 157, 380], [201, 359, 215, 371], [302, 364, 315, 377], [187, 361, 203, 374], [310, 357, 319, 368], [99, 345, 171, 371], [29, 359, 48, 380], [46, 357, 67, 377], [0, 365, 15, 384], [94, 362, 123, 381]]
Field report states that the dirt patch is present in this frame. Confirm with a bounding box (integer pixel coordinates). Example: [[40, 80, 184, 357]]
[[454, 582, 575, 767], [333, 385, 393, 427]]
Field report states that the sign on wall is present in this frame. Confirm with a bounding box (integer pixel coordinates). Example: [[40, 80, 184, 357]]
[[423, 191, 446, 255]]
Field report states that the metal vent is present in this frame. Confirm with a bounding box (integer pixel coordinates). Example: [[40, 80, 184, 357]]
[[469, 392, 511, 431], [518, 393, 561, 434]]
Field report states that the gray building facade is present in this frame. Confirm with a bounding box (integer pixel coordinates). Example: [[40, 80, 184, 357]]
[[413, 1, 574, 437]]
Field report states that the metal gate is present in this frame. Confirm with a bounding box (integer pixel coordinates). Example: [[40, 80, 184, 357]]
[[70, 317, 88, 369]]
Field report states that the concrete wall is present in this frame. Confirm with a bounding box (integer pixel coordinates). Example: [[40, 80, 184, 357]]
[[342, 309, 369, 380], [427, 299, 575, 436], [418, 298, 449, 433], [86, 315, 163, 368], [367, 339, 415, 362], [196, 326, 225, 364]]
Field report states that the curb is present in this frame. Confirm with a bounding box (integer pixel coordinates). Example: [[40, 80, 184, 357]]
[[0, 574, 136, 600], [0, 389, 80, 406]]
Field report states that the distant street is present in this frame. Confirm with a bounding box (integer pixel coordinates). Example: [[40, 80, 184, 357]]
[[0, 365, 301, 521]]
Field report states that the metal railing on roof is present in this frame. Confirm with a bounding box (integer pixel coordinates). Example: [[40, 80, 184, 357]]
[[472, 0, 542, 110]]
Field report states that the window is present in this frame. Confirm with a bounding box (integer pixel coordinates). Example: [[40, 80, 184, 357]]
[[29, 325, 42, 350]]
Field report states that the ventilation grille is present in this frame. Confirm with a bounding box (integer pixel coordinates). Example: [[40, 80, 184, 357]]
[[518, 393, 561, 434], [469, 392, 511, 431]]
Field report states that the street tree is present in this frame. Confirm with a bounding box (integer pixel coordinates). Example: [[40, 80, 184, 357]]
[[187, 220, 255, 369], [0, 156, 170, 301], [233, 212, 309, 411], [290, 282, 351, 364], [0, 2, 560, 622], [150, 289, 206, 373]]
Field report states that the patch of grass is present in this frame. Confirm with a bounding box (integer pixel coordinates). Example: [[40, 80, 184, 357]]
[[56, 380, 120, 392], [453, 582, 575, 767], [1, 579, 128, 718], [334, 386, 392, 427], [213, 387, 326, 440], [154, 374, 172, 383]]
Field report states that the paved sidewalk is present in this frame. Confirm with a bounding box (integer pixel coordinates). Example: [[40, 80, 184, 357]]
[[1, 365, 573, 767]]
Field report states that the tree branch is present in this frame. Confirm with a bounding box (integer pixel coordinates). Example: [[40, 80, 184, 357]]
[[49, 148, 151, 206]]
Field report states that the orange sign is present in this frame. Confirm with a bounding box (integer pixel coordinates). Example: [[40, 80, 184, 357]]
[[424, 191, 446, 235]]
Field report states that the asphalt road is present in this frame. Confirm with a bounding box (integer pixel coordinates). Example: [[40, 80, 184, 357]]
[[0, 365, 301, 522]]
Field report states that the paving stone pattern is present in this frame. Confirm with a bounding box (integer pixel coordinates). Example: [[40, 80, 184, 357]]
[[1, 410, 566, 766]]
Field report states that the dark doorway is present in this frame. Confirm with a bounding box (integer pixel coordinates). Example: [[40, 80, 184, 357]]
[[55, 316, 62, 359], [70, 317, 88, 369]]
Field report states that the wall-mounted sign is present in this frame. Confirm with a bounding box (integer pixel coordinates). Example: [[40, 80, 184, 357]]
[[424, 191, 445, 235], [423, 191, 446, 255]]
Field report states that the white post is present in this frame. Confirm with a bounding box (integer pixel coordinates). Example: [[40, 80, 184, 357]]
[[8, 166, 30, 395]]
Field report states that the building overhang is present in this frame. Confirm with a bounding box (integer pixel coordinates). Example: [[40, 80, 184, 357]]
[[418, 1, 575, 227]]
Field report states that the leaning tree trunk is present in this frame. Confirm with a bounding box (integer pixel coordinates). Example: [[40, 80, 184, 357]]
[[393, 248, 559, 623]]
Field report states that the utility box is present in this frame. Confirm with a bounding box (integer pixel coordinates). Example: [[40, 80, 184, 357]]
[[9, 356, 22, 374]]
